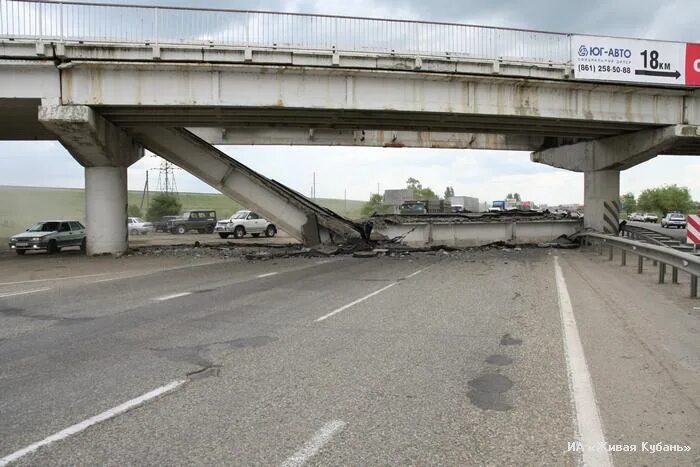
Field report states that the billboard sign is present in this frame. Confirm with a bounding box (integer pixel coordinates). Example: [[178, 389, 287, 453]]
[[573, 35, 699, 87]]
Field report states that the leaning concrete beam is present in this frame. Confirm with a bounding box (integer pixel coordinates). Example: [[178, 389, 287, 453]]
[[190, 127, 550, 151], [129, 127, 362, 245], [530, 125, 700, 172], [39, 104, 143, 167]]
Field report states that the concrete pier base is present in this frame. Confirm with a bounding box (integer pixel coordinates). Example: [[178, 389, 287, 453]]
[[584, 170, 620, 234], [85, 166, 128, 255]]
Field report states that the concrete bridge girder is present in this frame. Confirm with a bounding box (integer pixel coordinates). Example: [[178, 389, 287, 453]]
[[128, 127, 362, 246], [59, 62, 698, 130], [190, 127, 552, 151]]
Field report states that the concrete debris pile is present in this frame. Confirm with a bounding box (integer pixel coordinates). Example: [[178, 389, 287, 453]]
[[124, 229, 579, 261], [368, 210, 573, 229], [537, 234, 579, 249]]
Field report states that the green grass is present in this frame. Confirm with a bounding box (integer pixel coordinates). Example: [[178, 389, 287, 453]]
[[0, 185, 366, 247]]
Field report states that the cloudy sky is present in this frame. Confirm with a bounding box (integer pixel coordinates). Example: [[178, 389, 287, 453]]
[[1, 0, 699, 205]]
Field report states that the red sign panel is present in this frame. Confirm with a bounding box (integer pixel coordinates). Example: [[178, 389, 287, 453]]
[[686, 43, 700, 86], [688, 214, 700, 245]]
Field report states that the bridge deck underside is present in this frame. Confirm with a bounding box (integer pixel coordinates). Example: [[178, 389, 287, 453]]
[[1, 100, 698, 155], [99, 106, 653, 138]]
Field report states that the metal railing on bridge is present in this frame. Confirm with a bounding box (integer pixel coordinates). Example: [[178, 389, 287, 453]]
[[0, 0, 571, 63]]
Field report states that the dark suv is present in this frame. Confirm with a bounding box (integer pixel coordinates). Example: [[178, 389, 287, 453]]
[[167, 210, 217, 234]]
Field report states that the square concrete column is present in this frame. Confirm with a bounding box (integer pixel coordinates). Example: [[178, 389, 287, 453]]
[[85, 167, 128, 255], [584, 170, 620, 234]]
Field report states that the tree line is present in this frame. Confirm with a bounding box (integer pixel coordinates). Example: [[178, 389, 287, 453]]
[[621, 185, 697, 215]]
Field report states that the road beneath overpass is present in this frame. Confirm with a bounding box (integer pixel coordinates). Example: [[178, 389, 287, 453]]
[[0, 249, 698, 466], [628, 220, 688, 242]]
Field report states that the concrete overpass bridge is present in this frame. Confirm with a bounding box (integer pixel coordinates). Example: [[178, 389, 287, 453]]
[[1, 0, 699, 253]]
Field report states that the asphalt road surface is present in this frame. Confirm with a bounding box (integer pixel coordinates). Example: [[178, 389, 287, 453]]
[[627, 220, 688, 241], [0, 248, 698, 466]]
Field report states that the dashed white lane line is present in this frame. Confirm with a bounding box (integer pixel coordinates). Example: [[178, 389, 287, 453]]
[[553, 256, 613, 467], [0, 288, 52, 298], [0, 379, 186, 467], [315, 282, 397, 322], [256, 272, 279, 278], [405, 268, 426, 278], [0, 273, 112, 287], [280, 420, 346, 467], [155, 292, 192, 301], [315, 267, 428, 322]]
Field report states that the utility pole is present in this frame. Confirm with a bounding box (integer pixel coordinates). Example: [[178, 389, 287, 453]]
[[140, 170, 149, 210], [313, 172, 316, 200]]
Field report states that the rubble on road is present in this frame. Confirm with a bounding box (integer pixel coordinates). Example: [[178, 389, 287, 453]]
[[122, 229, 579, 261], [537, 234, 579, 249]]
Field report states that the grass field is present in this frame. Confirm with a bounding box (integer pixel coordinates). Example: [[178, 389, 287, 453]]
[[0, 185, 365, 247]]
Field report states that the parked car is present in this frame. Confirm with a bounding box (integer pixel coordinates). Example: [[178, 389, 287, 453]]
[[127, 217, 154, 235], [661, 213, 687, 229], [628, 212, 645, 222], [167, 210, 217, 234], [8, 220, 86, 255], [214, 210, 277, 239], [153, 215, 178, 232], [643, 213, 658, 223]]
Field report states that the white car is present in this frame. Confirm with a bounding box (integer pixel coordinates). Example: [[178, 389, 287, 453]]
[[661, 213, 687, 229], [127, 217, 154, 235], [643, 213, 658, 223], [629, 212, 645, 222], [215, 210, 277, 239]]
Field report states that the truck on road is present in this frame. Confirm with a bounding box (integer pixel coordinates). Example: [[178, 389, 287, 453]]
[[447, 196, 479, 213], [489, 200, 506, 212]]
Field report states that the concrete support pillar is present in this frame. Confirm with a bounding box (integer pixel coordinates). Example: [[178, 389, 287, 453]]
[[39, 104, 143, 255], [85, 167, 128, 255], [584, 170, 620, 234]]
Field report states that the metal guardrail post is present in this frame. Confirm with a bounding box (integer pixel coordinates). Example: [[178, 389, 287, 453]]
[[608, 246, 614, 261], [581, 232, 700, 299]]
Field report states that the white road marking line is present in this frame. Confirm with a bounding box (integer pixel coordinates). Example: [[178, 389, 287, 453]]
[[256, 272, 279, 278], [93, 276, 135, 283], [553, 256, 613, 467], [0, 273, 111, 287], [405, 267, 428, 278], [280, 420, 346, 467], [315, 282, 397, 322], [155, 292, 192, 301], [0, 379, 185, 467], [0, 288, 52, 298], [315, 267, 426, 322]]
